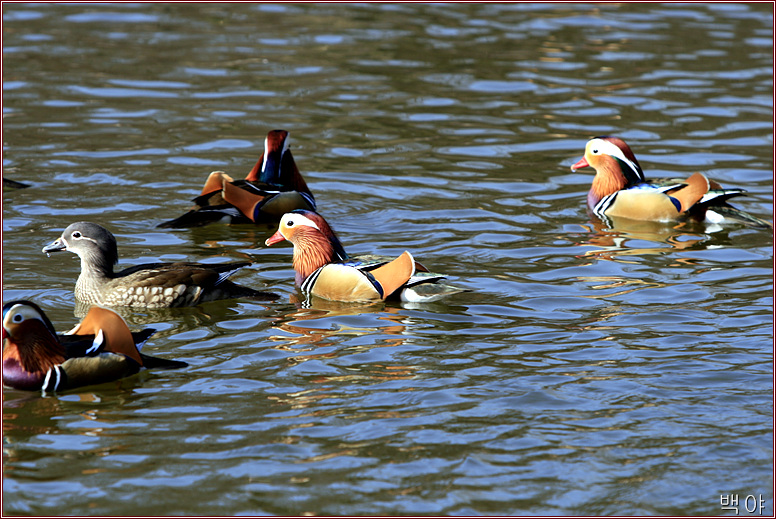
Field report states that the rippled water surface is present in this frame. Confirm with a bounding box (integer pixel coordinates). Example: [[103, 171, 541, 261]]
[[3, 3, 773, 516]]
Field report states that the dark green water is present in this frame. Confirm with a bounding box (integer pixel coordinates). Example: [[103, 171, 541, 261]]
[[3, 3, 773, 516]]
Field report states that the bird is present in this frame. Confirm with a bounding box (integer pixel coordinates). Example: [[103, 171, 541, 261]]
[[2, 300, 187, 392], [571, 136, 773, 228], [42, 221, 279, 308], [157, 129, 316, 228], [264, 210, 468, 303]]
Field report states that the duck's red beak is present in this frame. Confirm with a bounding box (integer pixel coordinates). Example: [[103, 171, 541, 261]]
[[265, 230, 286, 246], [570, 157, 589, 171]]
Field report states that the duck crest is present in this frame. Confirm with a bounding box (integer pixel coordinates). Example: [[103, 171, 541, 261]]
[[246, 129, 290, 183], [283, 150, 312, 195]]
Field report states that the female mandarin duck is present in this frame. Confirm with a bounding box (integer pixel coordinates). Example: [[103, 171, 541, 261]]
[[2, 300, 186, 392], [42, 222, 278, 308], [571, 136, 773, 227], [265, 210, 468, 303], [158, 129, 316, 228]]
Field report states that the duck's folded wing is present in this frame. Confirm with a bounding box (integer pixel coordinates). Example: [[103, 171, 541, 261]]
[[43, 353, 141, 392], [64, 306, 146, 365], [117, 262, 249, 289], [368, 251, 415, 299]]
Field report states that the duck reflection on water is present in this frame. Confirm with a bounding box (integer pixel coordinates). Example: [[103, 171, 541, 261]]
[[573, 214, 751, 262]]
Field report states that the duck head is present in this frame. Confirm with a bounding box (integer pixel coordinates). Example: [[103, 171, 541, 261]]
[[571, 136, 646, 207], [42, 222, 119, 275], [2, 300, 66, 389], [265, 210, 348, 285]]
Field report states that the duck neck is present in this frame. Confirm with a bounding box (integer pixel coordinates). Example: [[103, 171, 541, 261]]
[[292, 232, 337, 285], [75, 252, 114, 303], [6, 335, 65, 374], [589, 167, 628, 208]]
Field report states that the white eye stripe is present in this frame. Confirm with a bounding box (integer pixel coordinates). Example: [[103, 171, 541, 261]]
[[588, 139, 641, 176], [67, 234, 98, 246], [589, 139, 627, 160], [285, 214, 320, 231], [3, 304, 44, 329]]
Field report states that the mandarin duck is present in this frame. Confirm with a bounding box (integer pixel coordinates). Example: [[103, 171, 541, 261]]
[[42, 222, 278, 308], [571, 136, 773, 228], [265, 210, 468, 303], [158, 129, 316, 228], [2, 300, 187, 392]]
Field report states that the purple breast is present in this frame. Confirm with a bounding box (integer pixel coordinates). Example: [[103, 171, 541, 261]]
[[2, 357, 45, 391]]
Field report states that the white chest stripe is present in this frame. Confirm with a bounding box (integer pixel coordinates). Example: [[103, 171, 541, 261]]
[[594, 192, 618, 216]]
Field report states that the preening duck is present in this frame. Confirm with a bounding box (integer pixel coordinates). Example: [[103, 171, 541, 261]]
[[158, 129, 315, 228], [265, 210, 468, 303], [2, 300, 186, 392], [571, 136, 772, 228], [42, 222, 278, 308]]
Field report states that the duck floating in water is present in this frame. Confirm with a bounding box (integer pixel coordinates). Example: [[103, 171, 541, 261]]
[[571, 136, 772, 228], [42, 221, 278, 308], [265, 210, 468, 303], [158, 129, 315, 228], [2, 300, 186, 392]]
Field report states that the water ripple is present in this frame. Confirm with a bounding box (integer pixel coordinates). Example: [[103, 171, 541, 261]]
[[2, 2, 772, 517]]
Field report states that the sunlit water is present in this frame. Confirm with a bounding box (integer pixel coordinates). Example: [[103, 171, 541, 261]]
[[2, 3, 773, 516]]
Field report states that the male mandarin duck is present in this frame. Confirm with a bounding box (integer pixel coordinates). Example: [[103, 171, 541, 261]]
[[2, 300, 187, 392], [265, 210, 468, 303], [158, 129, 316, 228], [42, 222, 279, 308], [571, 136, 773, 228]]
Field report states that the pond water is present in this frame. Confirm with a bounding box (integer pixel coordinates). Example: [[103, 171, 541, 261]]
[[2, 2, 773, 516]]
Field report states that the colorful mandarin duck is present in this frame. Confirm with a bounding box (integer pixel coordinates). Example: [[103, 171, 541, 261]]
[[571, 136, 773, 228], [2, 300, 187, 392], [42, 222, 279, 308], [265, 210, 468, 303], [158, 129, 315, 228]]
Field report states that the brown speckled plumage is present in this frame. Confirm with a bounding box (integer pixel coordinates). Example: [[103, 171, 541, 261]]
[[43, 222, 278, 308]]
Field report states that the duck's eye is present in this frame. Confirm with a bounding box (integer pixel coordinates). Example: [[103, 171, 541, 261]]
[[286, 220, 295, 227], [12, 314, 23, 323], [592, 148, 599, 154], [72, 231, 82, 239]]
